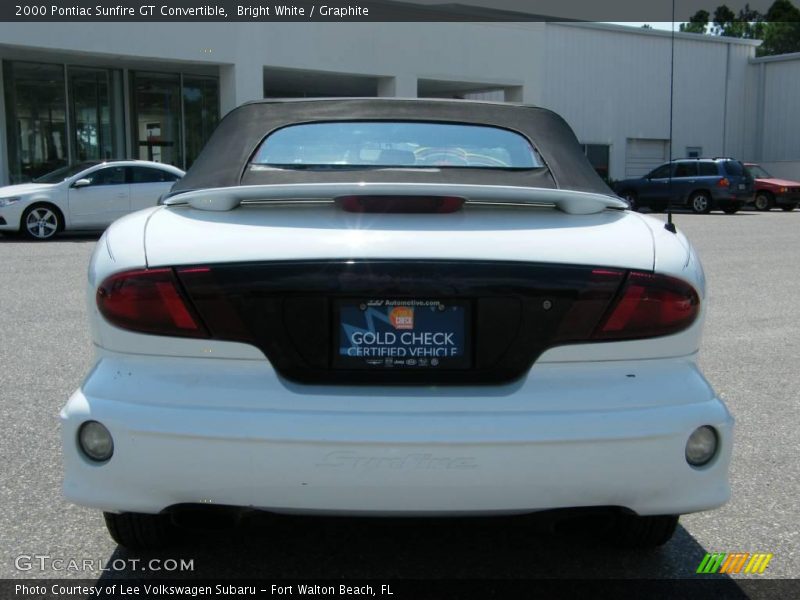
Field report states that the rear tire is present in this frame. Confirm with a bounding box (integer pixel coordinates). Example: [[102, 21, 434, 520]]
[[689, 192, 712, 214], [782, 204, 797, 212], [104, 511, 179, 550], [621, 191, 638, 212], [609, 514, 679, 548], [754, 192, 773, 211]]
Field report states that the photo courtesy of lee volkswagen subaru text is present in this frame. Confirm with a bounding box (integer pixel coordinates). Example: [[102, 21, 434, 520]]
[[61, 98, 733, 550]]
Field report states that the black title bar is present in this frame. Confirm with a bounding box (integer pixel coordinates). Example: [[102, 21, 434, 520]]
[[0, 0, 782, 23], [3, 578, 800, 600]]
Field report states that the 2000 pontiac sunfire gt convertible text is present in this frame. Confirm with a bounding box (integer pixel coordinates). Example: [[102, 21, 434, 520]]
[[61, 99, 732, 550]]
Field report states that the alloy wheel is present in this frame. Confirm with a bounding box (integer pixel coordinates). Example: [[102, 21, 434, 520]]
[[691, 194, 710, 214], [25, 207, 59, 240], [754, 194, 771, 211]]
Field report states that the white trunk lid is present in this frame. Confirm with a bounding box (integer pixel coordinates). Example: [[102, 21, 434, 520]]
[[144, 204, 654, 271]]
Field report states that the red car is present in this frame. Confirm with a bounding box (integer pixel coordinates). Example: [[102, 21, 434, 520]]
[[745, 163, 800, 211]]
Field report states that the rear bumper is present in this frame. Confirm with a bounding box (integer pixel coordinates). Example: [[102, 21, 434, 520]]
[[714, 193, 751, 207], [61, 353, 733, 517]]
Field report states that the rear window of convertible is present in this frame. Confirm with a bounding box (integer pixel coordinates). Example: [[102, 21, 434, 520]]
[[250, 121, 543, 169]]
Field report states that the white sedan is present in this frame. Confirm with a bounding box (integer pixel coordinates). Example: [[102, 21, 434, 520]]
[[61, 99, 732, 551], [0, 160, 184, 240]]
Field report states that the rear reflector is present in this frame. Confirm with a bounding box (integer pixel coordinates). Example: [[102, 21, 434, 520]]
[[593, 271, 699, 340], [96, 268, 208, 338], [336, 195, 465, 213]]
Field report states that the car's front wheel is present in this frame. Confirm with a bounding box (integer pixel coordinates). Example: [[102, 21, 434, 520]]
[[609, 514, 679, 548], [104, 511, 179, 550], [754, 192, 773, 211], [21, 204, 62, 240], [689, 192, 712, 214]]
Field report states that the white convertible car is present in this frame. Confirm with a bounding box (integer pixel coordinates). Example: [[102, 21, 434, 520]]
[[61, 99, 732, 550], [0, 160, 184, 240]]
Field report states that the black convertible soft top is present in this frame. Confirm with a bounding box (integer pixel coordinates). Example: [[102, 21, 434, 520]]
[[171, 98, 611, 196]]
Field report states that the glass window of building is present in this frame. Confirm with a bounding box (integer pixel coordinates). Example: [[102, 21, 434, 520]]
[[183, 76, 219, 169], [3, 61, 68, 182], [3, 63, 218, 183], [130, 72, 218, 169], [582, 144, 610, 181], [68, 67, 122, 162], [686, 146, 702, 158], [130, 72, 183, 167], [3, 61, 124, 183]]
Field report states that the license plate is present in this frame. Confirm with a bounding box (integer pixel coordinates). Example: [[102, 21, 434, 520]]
[[738, 184, 746, 190], [334, 299, 470, 370]]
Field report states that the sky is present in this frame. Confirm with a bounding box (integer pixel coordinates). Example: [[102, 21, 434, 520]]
[[608, 22, 678, 31]]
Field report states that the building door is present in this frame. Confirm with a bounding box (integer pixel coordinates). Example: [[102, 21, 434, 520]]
[[130, 72, 182, 167], [625, 138, 669, 178]]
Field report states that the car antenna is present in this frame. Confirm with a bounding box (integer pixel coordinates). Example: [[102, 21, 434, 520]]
[[665, 0, 678, 234]]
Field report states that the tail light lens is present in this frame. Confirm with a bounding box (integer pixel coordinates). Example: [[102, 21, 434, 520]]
[[336, 195, 465, 213], [95, 265, 698, 347], [593, 272, 699, 340], [717, 178, 730, 188], [96, 269, 208, 338]]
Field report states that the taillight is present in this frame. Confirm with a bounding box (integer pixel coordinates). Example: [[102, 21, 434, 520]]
[[717, 178, 730, 188], [593, 272, 699, 340], [96, 268, 208, 338], [335, 195, 465, 213]]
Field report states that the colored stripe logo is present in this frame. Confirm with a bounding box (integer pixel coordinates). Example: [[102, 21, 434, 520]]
[[696, 552, 773, 574]]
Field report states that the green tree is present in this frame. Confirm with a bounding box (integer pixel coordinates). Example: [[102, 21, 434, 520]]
[[759, 0, 800, 55], [679, 10, 709, 33], [679, 1, 800, 56], [711, 4, 765, 39]]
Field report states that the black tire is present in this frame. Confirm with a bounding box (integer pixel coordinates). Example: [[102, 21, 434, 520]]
[[104, 511, 179, 550], [609, 514, 679, 548], [753, 192, 773, 211], [722, 204, 740, 215], [21, 203, 63, 240], [782, 204, 797, 212], [689, 192, 712, 214], [620, 191, 638, 212]]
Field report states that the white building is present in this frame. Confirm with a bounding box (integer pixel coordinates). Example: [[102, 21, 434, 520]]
[[0, 21, 798, 185]]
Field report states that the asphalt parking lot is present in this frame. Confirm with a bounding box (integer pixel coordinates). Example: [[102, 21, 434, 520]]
[[0, 209, 798, 582]]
